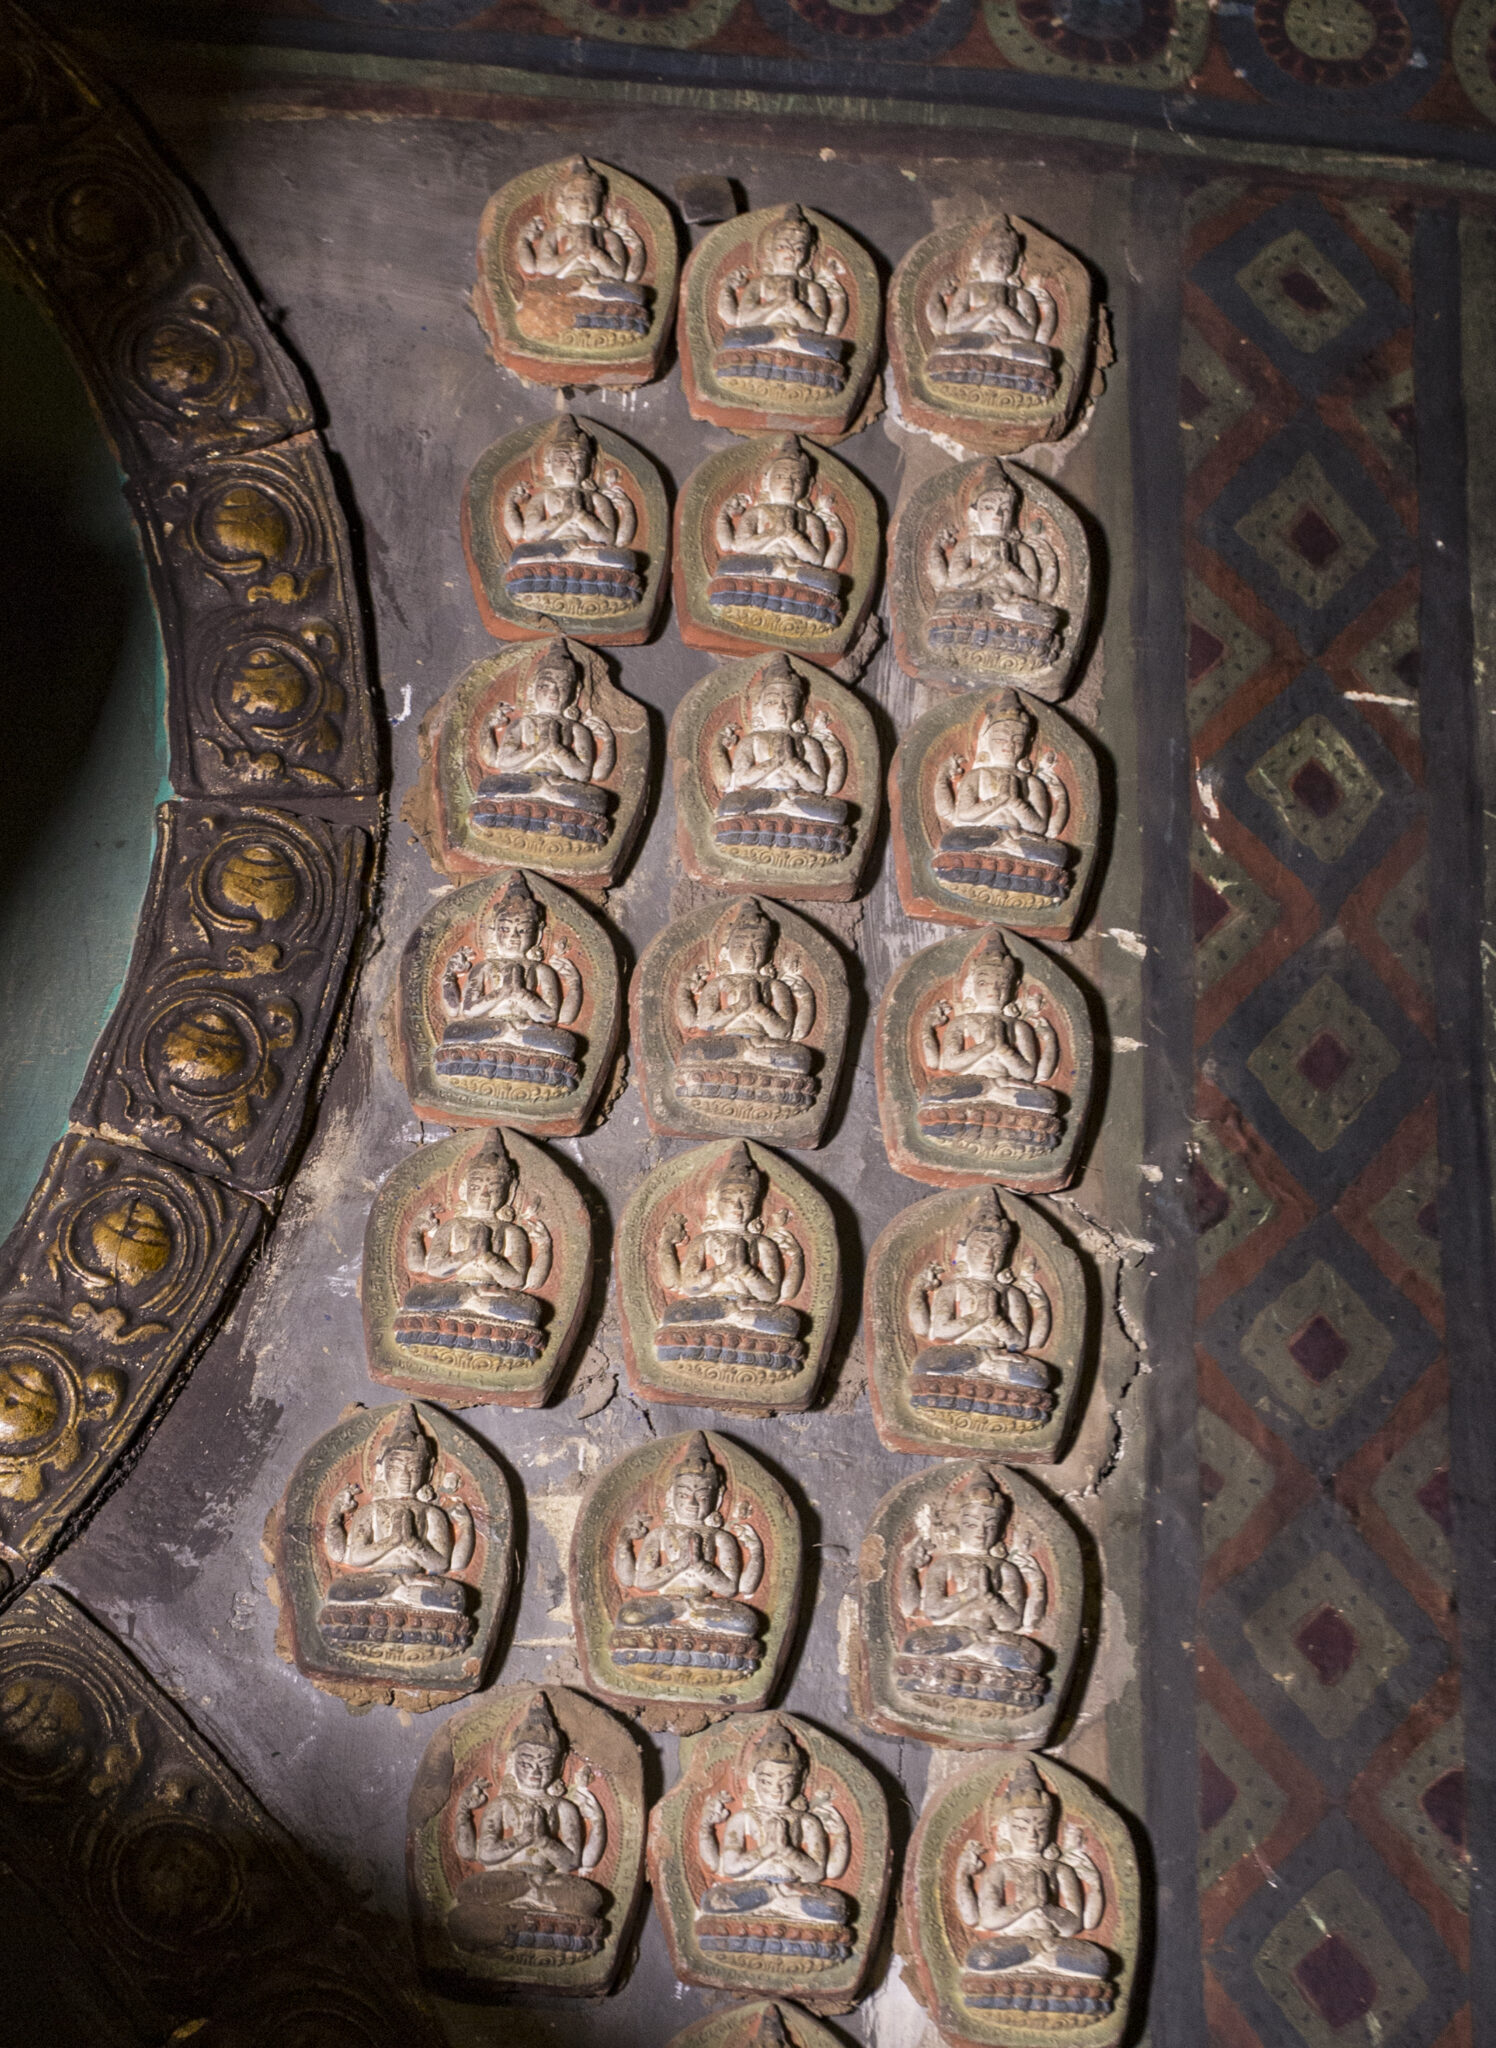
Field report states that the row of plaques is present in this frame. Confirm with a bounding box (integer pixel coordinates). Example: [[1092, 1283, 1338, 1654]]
[[460, 412, 1092, 701], [408, 634, 1100, 931], [270, 1413, 1136, 2037], [474, 157, 1102, 463]]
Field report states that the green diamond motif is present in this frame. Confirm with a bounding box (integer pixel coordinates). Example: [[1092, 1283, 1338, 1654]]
[[1241, 1258, 1394, 1431], [1255, 1869, 1426, 2048], [1237, 230, 1367, 354], [1235, 455, 1380, 612], [1247, 714, 1383, 863], [1247, 975, 1399, 1152], [1245, 1550, 1409, 1740]]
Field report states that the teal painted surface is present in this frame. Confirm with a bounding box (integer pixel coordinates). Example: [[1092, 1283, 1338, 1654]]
[[0, 276, 170, 1240]]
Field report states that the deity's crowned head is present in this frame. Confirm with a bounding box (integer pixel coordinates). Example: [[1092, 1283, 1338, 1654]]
[[373, 1405, 434, 1501], [952, 1187, 1017, 1282], [747, 654, 808, 735], [703, 1142, 763, 1235], [482, 869, 545, 961], [958, 927, 1021, 1013], [748, 1718, 808, 1811], [948, 1467, 1010, 1555], [993, 1756, 1058, 1857], [967, 468, 1020, 540], [758, 203, 815, 278], [714, 897, 776, 977], [974, 690, 1033, 771], [507, 1690, 567, 1796], [539, 414, 594, 489], [762, 437, 813, 507], [527, 639, 582, 719], [455, 1133, 516, 1221], [666, 1431, 726, 1529], [970, 216, 1023, 285], [555, 157, 605, 228]]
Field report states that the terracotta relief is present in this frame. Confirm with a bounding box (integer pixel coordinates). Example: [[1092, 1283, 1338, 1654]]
[[474, 156, 677, 389], [665, 2002, 848, 2048], [864, 1185, 1085, 1461], [362, 1127, 591, 1408], [889, 459, 1090, 700], [903, 1754, 1140, 2048], [648, 1713, 891, 2011], [571, 1429, 800, 1712], [890, 688, 1101, 937], [876, 928, 1093, 1192], [73, 802, 367, 1197], [675, 434, 879, 661], [615, 1139, 839, 1413], [0, 1585, 437, 2043], [671, 651, 881, 901], [850, 1461, 1083, 1750], [408, 636, 649, 890], [407, 1684, 645, 1999], [461, 414, 668, 645], [128, 437, 377, 803], [265, 1402, 514, 1712], [889, 216, 1099, 454], [395, 867, 620, 1137], [679, 203, 881, 440], [0, 1134, 262, 1579], [632, 896, 848, 1148]]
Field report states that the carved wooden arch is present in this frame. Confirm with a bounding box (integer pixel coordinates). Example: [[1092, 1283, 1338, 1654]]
[[0, 6, 381, 1597]]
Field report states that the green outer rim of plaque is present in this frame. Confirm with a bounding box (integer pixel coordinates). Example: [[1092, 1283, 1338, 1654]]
[[673, 435, 880, 661], [407, 1683, 646, 2000], [887, 458, 1091, 701], [361, 1125, 593, 1407], [671, 652, 881, 902], [678, 205, 882, 441], [570, 1429, 803, 1712], [614, 1137, 841, 1413], [875, 928, 1094, 1193], [864, 1184, 1086, 1462], [851, 1458, 1084, 1749], [889, 686, 1103, 938], [461, 415, 669, 645], [904, 1751, 1141, 2048], [278, 1400, 514, 1703]]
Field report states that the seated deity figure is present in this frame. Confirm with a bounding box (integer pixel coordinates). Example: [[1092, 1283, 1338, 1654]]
[[397, 1134, 551, 1366], [924, 218, 1060, 400], [500, 417, 644, 619], [926, 469, 1064, 671], [918, 930, 1063, 1157], [711, 654, 851, 861], [708, 440, 847, 636], [610, 1433, 765, 1674], [956, 1759, 1114, 2016], [435, 870, 584, 1096], [713, 205, 851, 396], [907, 1190, 1056, 1423], [695, 1719, 853, 1958], [447, 1691, 610, 1957], [471, 640, 616, 852], [515, 157, 649, 343], [318, 1406, 476, 1658], [932, 691, 1072, 910], [674, 898, 819, 1117], [894, 1469, 1050, 1708], [655, 1143, 807, 1379]]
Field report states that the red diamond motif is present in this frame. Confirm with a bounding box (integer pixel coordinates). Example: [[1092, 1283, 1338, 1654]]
[[1296, 1031, 1352, 1092], [1420, 1768, 1466, 1849], [1393, 648, 1421, 693], [1294, 1934, 1379, 2031], [1287, 1312, 1351, 1385], [1193, 872, 1231, 944], [1180, 375, 1210, 424], [1188, 619, 1227, 683], [1289, 758, 1343, 820], [1289, 506, 1343, 570], [1293, 1604, 1360, 1687], [1200, 1750, 1239, 1832], [1200, 1458, 1226, 1504], [1415, 1199, 1439, 1241], [1386, 402, 1416, 444], [1279, 266, 1333, 315], [1415, 1464, 1452, 1535], [1190, 1157, 1232, 1232]]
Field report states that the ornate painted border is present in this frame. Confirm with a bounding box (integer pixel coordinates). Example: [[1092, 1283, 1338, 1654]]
[[0, 2, 380, 1595]]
